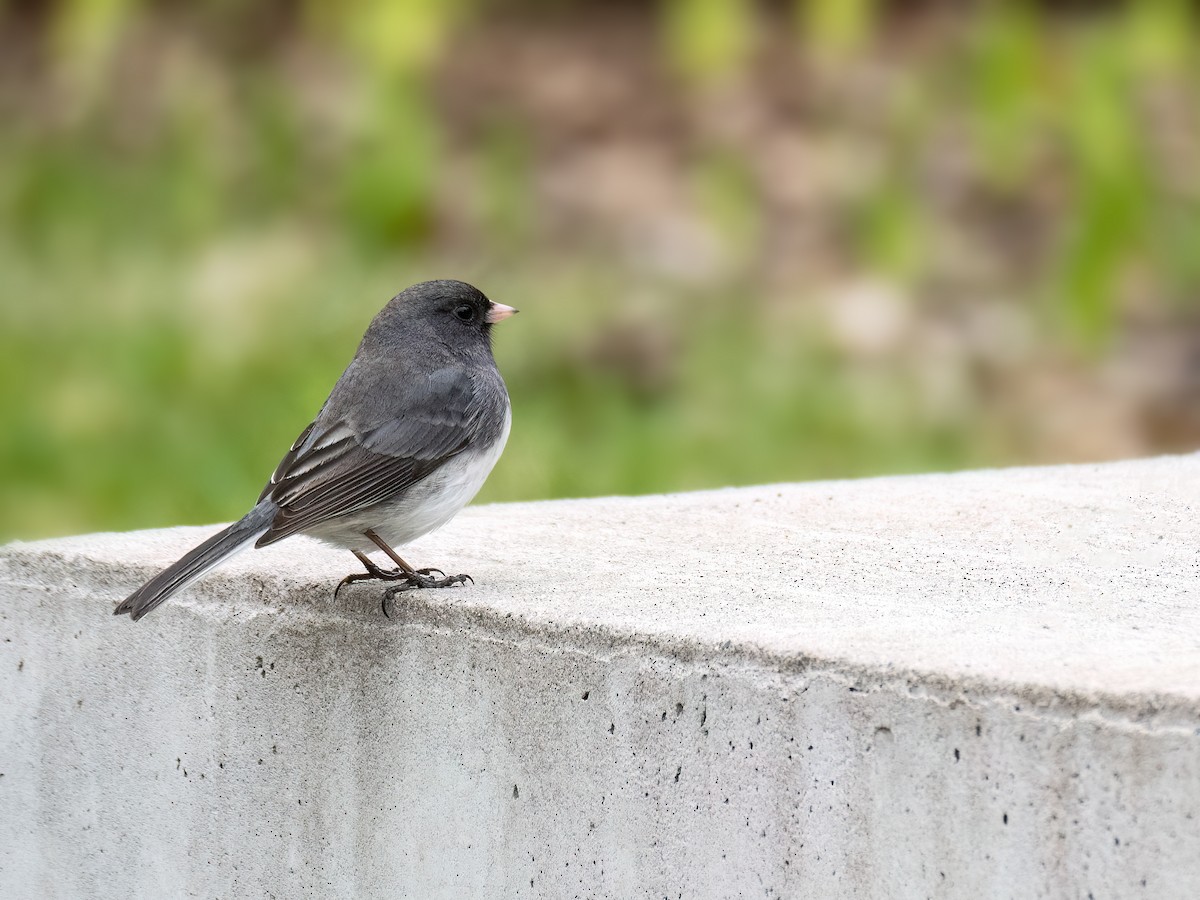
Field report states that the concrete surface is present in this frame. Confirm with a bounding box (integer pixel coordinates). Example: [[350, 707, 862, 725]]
[[2, 455, 1199, 898]]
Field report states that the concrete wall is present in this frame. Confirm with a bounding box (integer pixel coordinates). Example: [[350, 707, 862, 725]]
[[2, 455, 1199, 898]]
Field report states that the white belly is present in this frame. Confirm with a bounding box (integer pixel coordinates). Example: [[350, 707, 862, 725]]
[[303, 407, 511, 552]]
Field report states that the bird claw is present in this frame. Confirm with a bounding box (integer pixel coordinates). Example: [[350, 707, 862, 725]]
[[335, 559, 474, 616], [335, 571, 384, 599], [380, 571, 472, 617], [382, 571, 472, 598]]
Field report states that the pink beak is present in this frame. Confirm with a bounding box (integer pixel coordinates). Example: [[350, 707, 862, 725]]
[[486, 302, 519, 324]]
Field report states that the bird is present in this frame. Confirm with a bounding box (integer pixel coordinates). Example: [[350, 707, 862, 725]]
[[114, 279, 516, 622]]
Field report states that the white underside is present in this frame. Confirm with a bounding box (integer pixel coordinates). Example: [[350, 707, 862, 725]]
[[302, 406, 511, 553]]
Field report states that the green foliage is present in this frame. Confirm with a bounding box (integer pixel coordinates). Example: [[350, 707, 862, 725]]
[[800, 0, 877, 57], [477, 124, 536, 247], [342, 81, 443, 245], [0, 239, 988, 539], [2, 1, 1198, 539], [694, 151, 762, 260], [1052, 24, 1151, 351], [1125, 0, 1193, 75], [51, 0, 135, 91], [323, 0, 462, 77], [664, 0, 756, 82], [967, 2, 1043, 187]]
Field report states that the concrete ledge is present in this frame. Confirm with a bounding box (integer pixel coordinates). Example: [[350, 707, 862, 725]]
[[3, 455, 1200, 897]]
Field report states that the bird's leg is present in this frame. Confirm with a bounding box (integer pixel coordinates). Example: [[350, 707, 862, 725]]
[[365, 529, 473, 591], [332, 530, 474, 612], [333, 550, 406, 599]]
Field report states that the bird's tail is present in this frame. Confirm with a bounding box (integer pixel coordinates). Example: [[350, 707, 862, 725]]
[[114, 503, 277, 621]]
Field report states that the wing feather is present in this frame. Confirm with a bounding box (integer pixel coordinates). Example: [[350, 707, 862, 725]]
[[254, 365, 502, 546]]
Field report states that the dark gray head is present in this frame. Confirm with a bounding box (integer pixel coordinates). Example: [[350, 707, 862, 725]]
[[360, 280, 517, 360]]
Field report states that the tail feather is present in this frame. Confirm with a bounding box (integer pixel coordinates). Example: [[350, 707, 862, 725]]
[[114, 503, 277, 621]]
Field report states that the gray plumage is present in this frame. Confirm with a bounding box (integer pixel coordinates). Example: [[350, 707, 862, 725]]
[[115, 280, 514, 621]]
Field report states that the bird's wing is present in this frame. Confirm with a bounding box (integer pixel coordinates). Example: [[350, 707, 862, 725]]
[[255, 366, 496, 546]]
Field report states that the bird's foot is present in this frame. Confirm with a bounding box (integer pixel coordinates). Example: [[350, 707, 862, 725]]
[[380, 570, 473, 617], [382, 569, 473, 595], [334, 556, 408, 599], [334, 556, 473, 616]]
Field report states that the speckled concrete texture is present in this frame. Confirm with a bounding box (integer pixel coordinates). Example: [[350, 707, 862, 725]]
[[2, 455, 1199, 898]]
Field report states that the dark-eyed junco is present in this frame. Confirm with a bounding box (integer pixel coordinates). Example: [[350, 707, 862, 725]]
[[114, 280, 516, 621]]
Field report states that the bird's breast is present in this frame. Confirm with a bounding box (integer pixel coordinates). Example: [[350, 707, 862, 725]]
[[322, 404, 511, 552]]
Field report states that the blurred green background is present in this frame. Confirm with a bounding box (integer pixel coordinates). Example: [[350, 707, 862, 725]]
[[3, 0, 1200, 540]]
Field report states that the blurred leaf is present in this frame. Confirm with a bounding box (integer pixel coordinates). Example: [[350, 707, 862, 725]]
[[1153, 202, 1200, 303], [854, 171, 926, 283], [694, 151, 761, 261], [313, 0, 461, 78], [1053, 26, 1149, 349], [664, 0, 755, 82], [478, 124, 535, 247], [158, 106, 227, 243], [1063, 29, 1139, 183], [968, 2, 1042, 187], [1056, 183, 1139, 351], [243, 79, 306, 214], [799, 0, 877, 57], [1126, 0, 1193, 76], [341, 81, 441, 245], [50, 0, 134, 91]]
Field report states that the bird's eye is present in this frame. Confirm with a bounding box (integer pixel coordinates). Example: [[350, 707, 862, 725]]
[[453, 304, 474, 322]]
